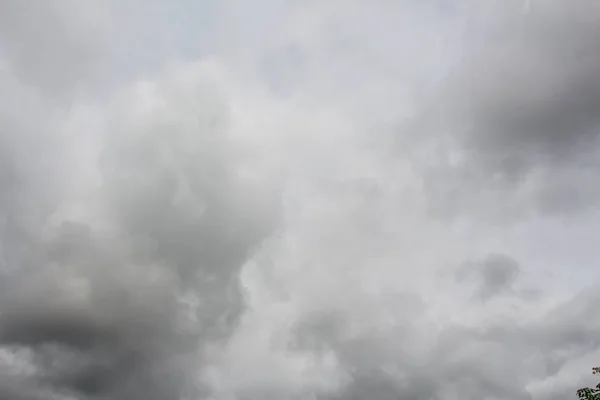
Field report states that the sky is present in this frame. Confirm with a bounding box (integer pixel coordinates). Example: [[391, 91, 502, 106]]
[[0, 1, 599, 399]]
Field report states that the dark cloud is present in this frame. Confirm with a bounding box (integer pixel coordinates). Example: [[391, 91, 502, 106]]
[[409, 0, 600, 218], [456, 253, 521, 300], [455, 2, 600, 166], [0, 4, 279, 397], [0, 56, 279, 400], [0, 265, 189, 400]]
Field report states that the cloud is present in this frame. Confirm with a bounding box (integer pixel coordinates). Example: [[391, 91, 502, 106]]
[[411, 0, 600, 218], [454, 1, 600, 159], [0, 0, 111, 97], [0, 45, 280, 399], [0, 1, 599, 400], [456, 253, 521, 300]]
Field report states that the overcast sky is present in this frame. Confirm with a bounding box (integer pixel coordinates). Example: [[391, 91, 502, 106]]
[[0, 1, 599, 399]]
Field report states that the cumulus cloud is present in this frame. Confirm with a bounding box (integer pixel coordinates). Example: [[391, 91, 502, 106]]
[[0, 1, 599, 400], [0, 30, 279, 399]]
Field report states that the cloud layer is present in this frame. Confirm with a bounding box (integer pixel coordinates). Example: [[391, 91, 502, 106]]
[[0, 1, 599, 400]]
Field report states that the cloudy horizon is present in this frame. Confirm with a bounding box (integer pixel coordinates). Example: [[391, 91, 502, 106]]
[[0, 1, 599, 399]]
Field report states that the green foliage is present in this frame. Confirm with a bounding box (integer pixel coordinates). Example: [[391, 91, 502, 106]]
[[577, 367, 600, 400]]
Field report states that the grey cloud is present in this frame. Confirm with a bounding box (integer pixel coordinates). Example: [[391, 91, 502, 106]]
[[457, 1, 600, 156], [288, 290, 600, 400], [409, 0, 600, 218], [0, 76, 76, 281], [281, 252, 597, 400], [456, 253, 521, 300], [0, 0, 111, 97], [2, 1, 600, 400], [0, 268, 188, 399], [0, 0, 209, 99], [0, 57, 279, 400], [292, 314, 530, 400]]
